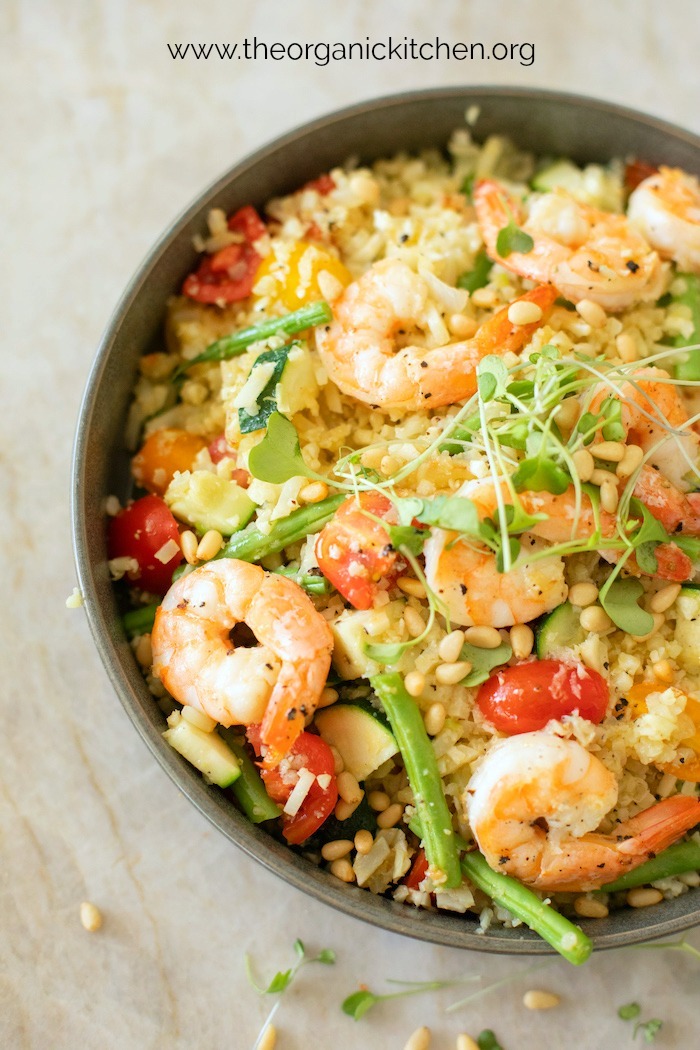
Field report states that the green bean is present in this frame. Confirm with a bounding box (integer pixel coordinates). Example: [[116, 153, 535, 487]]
[[460, 852, 593, 965], [274, 565, 332, 595], [371, 672, 461, 889], [122, 603, 158, 637], [602, 840, 700, 893], [219, 730, 281, 823], [172, 300, 333, 378], [669, 273, 700, 381], [216, 493, 345, 563]]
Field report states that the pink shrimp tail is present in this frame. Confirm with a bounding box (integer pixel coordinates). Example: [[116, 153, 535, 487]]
[[615, 795, 700, 857]]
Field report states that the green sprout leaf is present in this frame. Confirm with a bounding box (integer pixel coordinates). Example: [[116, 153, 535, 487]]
[[618, 1002, 641, 1021], [266, 969, 293, 994], [315, 948, 336, 965], [496, 221, 534, 257], [248, 412, 316, 483], [512, 456, 570, 495], [676, 535, 700, 562], [341, 990, 378, 1021], [457, 248, 492, 292], [599, 577, 654, 635], [293, 938, 305, 958], [460, 640, 513, 686], [460, 172, 476, 202], [363, 641, 407, 664], [478, 355, 509, 402], [402, 495, 482, 538], [634, 1019, 663, 1043], [388, 524, 426, 557], [477, 1032, 504, 1050], [600, 397, 626, 442]]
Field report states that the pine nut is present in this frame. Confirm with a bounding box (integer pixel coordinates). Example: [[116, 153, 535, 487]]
[[354, 829, 374, 855], [510, 623, 534, 659], [626, 887, 663, 908], [329, 745, 344, 774], [600, 479, 619, 513], [321, 839, 354, 861], [258, 1023, 277, 1050], [403, 1027, 431, 1050], [337, 770, 363, 805], [404, 606, 426, 638], [568, 582, 599, 607], [616, 443, 644, 478], [456, 1037, 480, 1050], [368, 790, 390, 812], [329, 858, 356, 883], [448, 313, 478, 338], [523, 989, 561, 1010], [259, 1024, 277, 1050], [508, 300, 543, 325], [334, 798, 361, 821], [196, 529, 224, 561], [580, 605, 612, 633], [553, 398, 580, 430], [397, 577, 426, 598], [438, 629, 466, 664], [572, 448, 595, 482], [377, 802, 404, 829], [594, 441, 626, 462], [180, 530, 199, 564], [576, 298, 607, 328], [317, 686, 339, 709], [405, 671, 426, 697], [424, 702, 447, 736], [574, 895, 609, 918], [652, 659, 675, 683], [299, 480, 329, 503], [616, 331, 639, 363], [590, 467, 614, 486], [80, 902, 103, 932], [650, 583, 681, 614], [435, 661, 472, 685], [134, 633, 153, 667], [464, 625, 502, 649]]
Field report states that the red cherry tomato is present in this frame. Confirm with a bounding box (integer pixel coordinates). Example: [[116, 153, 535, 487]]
[[476, 659, 609, 735], [182, 206, 266, 304], [302, 173, 335, 195], [315, 492, 403, 610], [208, 433, 235, 464], [247, 727, 338, 844], [108, 495, 182, 594], [403, 848, 430, 891]]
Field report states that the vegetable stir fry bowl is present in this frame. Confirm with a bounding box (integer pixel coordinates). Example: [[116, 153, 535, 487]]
[[72, 87, 700, 956]]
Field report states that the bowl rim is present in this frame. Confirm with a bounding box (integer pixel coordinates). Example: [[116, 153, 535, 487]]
[[72, 85, 700, 956]]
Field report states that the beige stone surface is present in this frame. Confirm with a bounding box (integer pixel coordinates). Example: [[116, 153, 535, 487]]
[[3, 1, 700, 1046]]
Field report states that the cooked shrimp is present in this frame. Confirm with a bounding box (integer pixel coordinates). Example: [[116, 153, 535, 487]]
[[423, 475, 694, 624], [423, 528, 566, 629], [151, 560, 333, 767], [628, 166, 700, 273], [315, 258, 556, 410], [588, 366, 700, 492], [465, 731, 700, 891], [474, 179, 666, 311]]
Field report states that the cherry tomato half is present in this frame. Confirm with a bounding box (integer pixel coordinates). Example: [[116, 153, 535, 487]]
[[403, 848, 430, 892], [182, 206, 266, 304], [624, 160, 658, 193], [315, 492, 402, 610], [108, 495, 182, 594], [247, 727, 338, 844], [476, 659, 609, 735], [207, 434, 250, 487]]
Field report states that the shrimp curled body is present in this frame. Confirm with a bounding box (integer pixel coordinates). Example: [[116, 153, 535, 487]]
[[466, 731, 700, 891], [474, 179, 666, 311], [315, 258, 556, 410], [628, 166, 700, 274], [151, 559, 334, 766]]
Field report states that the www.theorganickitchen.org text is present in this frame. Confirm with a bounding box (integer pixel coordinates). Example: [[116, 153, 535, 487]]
[[167, 37, 535, 67]]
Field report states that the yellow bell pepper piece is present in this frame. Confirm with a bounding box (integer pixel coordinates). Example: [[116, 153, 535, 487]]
[[254, 241, 350, 310], [627, 681, 700, 782]]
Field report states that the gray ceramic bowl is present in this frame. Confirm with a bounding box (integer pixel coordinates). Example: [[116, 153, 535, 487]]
[[72, 87, 700, 955]]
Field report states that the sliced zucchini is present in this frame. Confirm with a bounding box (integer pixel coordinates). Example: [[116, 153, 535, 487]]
[[532, 159, 584, 194], [674, 585, 700, 674], [531, 159, 623, 210], [315, 701, 399, 781], [535, 601, 585, 659], [163, 712, 241, 788], [330, 601, 405, 680], [165, 470, 255, 536]]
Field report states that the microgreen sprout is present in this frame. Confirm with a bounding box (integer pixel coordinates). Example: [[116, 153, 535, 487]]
[[248, 939, 335, 1048], [634, 1019, 663, 1043], [496, 221, 534, 257], [618, 1002, 641, 1021]]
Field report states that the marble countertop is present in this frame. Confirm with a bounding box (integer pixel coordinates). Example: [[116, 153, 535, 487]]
[[5, 1, 700, 1046]]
